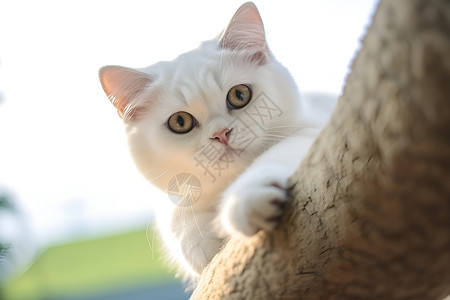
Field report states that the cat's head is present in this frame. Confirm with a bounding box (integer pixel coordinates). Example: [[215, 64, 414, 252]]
[[99, 2, 302, 205]]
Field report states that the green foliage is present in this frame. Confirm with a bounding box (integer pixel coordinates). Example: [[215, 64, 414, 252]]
[[0, 193, 15, 211], [0, 243, 10, 258], [3, 229, 176, 300], [0, 191, 14, 289]]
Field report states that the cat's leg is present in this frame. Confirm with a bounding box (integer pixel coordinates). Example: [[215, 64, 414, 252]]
[[172, 210, 225, 274], [221, 134, 316, 236]]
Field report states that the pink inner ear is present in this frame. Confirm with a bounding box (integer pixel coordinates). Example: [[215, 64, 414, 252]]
[[99, 66, 152, 120], [219, 2, 267, 54], [251, 51, 267, 65]]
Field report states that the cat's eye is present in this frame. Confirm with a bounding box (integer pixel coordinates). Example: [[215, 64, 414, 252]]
[[167, 111, 196, 134], [227, 84, 252, 109]]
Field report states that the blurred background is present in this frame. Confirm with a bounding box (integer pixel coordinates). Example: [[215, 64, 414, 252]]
[[0, 0, 378, 299]]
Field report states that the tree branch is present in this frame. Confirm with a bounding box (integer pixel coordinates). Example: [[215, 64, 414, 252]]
[[191, 0, 450, 299]]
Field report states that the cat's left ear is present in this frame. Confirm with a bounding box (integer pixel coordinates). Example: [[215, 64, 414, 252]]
[[219, 2, 268, 64], [99, 66, 153, 121]]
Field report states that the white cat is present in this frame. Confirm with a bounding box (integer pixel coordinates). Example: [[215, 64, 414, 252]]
[[99, 2, 331, 281]]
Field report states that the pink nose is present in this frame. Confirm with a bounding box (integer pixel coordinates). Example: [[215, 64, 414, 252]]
[[211, 128, 231, 145]]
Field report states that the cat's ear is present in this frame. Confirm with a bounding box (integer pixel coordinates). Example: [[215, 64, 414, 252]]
[[219, 2, 268, 64], [99, 65, 152, 121]]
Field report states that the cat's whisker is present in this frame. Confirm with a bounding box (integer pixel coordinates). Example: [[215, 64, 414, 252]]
[[182, 207, 187, 228], [265, 129, 299, 135], [252, 141, 284, 150], [263, 133, 297, 139], [177, 208, 189, 243], [267, 124, 311, 129], [266, 123, 306, 128], [257, 139, 287, 145], [148, 168, 171, 184], [190, 205, 204, 239], [181, 183, 204, 237], [140, 167, 169, 183], [141, 168, 157, 177], [145, 217, 156, 259]]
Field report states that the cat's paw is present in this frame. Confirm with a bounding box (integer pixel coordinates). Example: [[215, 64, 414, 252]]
[[221, 164, 291, 237]]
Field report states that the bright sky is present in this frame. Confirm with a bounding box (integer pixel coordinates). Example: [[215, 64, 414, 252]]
[[0, 0, 378, 247]]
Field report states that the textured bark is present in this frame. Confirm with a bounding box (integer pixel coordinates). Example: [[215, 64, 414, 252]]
[[191, 0, 450, 299]]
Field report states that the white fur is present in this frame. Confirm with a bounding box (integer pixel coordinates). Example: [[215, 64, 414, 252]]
[[99, 3, 335, 283]]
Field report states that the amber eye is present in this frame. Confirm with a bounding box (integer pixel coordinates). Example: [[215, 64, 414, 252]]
[[227, 84, 252, 109], [168, 111, 196, 134]]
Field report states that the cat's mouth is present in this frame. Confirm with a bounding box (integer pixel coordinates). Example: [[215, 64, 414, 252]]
[[225, 144, 247, 157], [225, 145, 237, 154], [211, 143, 244, 157]]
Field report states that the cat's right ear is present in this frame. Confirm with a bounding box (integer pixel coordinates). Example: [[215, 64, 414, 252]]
[[219, 2, 268, 64], [99, 66, 152, 121]]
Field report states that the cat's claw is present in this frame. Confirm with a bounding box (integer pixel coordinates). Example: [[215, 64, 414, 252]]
[[221, 165, 291, 237]]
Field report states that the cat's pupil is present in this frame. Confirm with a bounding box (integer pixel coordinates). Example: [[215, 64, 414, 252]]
[[177, 115, 185, 127], [235, 89, 244, 101]]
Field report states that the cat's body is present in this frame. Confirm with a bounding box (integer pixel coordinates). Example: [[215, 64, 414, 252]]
[[100, 2, 333, 280]]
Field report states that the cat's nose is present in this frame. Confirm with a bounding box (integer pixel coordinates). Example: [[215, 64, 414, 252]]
[[211, 128, 231, 145]]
